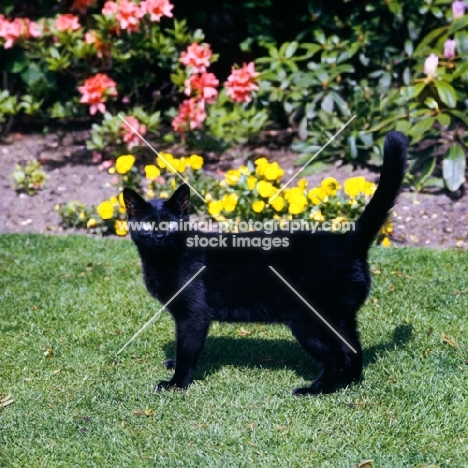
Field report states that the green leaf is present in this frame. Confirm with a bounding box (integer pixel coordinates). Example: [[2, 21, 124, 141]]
[[455, 31, 468, 54], [420, 157, 436, 183], [448, 109, 468, 126], [409, 118, 435, 141], [448, 15, 468, 35], [434, 81, 457, 108], [436, 113, 451, 127], [443, 145, 466, 191]]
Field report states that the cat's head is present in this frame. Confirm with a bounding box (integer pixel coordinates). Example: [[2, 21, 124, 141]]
[[122, 184, 190, 250]]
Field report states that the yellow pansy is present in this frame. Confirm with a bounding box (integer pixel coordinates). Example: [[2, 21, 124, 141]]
[[252, 200, 265, 213], [381, 222, 393, 235], [247, 176, 257, 191], [87, 218, 97, 228], [208, 200, 224, 216], [146, 189, 155, 199], [344, 176, 366, 198], [118, 192, 125, 207], [257, 180, 276, 198], [115, 155, 135, 175], [264, 162, 284, 181], [271, 195, 285, 212], [114, 220, 128, 236], [189, 154, 204, 170], [222, 193, 238, 213], [310, 210, 324, 222], [225, 169, 241, 186], [239, 165, 250, 175], [297, 179, 308, 190], [308, 187, 328, 205], [381, 237, 391, 247], [97, 200, 114, 220], [331, 216, 347, 232], [156, 152, 174, 169], [363, 181, 376, 196], [110, 195, 119, 206], [321, 177, 340, 196], [167, 158, 184, 174], [171, 179, 176, 189], [160, 191, 169, 199], [145, 164, 160, 179], [254, 157, 269, 177], [286, 188, 308, 214]]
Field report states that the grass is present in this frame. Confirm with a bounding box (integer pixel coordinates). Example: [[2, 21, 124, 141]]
[[1, 233, 467, 468]]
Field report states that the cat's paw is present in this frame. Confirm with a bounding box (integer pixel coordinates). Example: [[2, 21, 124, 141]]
[[155, 380, 172, 392], [163, 358, 176, 370], [292, 381, 335, 396]]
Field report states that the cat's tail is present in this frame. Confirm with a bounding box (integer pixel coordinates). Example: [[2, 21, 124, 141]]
[[351, 131, 407, 254]]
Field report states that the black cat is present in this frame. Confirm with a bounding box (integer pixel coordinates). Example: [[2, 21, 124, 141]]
[[123, 131, 407, 395]]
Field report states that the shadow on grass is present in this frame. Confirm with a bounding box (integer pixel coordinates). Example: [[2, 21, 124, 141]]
[[162, 323, 414, 382]]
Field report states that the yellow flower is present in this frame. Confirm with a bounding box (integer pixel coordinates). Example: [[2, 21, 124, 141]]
[[222, 193, 238, 213], [208, 200, 224, 216], [331, 216, 347, 232], [271, 195, 285, 212], [381, 222, 393, 236], [205, 193, 213, 202], [87, 218, 97, 228], [381, 237, 391, 247], [108, 167, 116, 175], [264, 162, 284, 181], [321, 177, 340, 196], [344, 176, 366, 198], [363, 181, 376, 196], [257, 180, 276, 198], [145, 164, 160, 179], [310, 210, 324, 222], [247, 176, 257, 191], [115, 155, 135, 175], [167, 158, 183, 174], [254, 158, 269, 177], [178, 157, 188, 173], [160, 191, 169, 199], [189, 154, 204, 170], [286, 188, 308, 214], [308, 187, 328, 205], [225, 169, 241, 186], [252, 200, 265, 213], [156, 152, 174, 169], [171, 179, 176, 189], [97, 200, 114, 220], [239, 165, 250, 175], [110, 195, 119, 206], [118, 192, 125, 207], [146, 189, 155, 199], [297, 179, 308, 190], [114, 220, 128, 236]]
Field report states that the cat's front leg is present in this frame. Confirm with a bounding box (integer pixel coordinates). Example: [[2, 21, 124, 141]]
[[156, 317, 210, 391]]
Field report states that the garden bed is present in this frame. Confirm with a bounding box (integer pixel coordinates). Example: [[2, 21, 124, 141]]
[[1, 131, 467, 248]]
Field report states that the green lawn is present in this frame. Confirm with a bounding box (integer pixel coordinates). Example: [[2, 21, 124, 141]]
[[1, 234, 467, 467]]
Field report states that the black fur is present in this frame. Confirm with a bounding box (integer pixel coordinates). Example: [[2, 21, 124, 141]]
[[123, 131, 407, 395]]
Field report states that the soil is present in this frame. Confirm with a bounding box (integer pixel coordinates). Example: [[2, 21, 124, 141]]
[[1, 131, 467, 248]]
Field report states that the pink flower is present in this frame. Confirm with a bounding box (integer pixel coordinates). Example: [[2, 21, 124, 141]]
[[71, 0, 97, 14], [184, 72, 219, 103], [120, 116, 147, 149], [424, 53, 439, 78], [443, 39, 456, 59], [172, 98, 207, 132], [78, 73, 118, 115], [54, 14, 81, 32], [141, 0, 174, 21], [225, 62, 260, 103], [102, 0, 144, 33], [452, 0, 467, 19], [85, 30, 108, 57], [0, 16, 40, 49], [180, 43, 213, 73]]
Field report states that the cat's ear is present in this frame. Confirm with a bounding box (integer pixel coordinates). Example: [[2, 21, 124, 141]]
[[167, 184, 190, 215], [122, 188, 147, 218]]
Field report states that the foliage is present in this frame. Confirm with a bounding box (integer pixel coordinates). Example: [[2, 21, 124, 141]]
[[9, 159, 47, 195]]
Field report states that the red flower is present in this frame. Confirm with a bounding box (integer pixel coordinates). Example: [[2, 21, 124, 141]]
[[120, 116, 147, 150], [180, 43, 213, 73], [225, 62, 260, 103], [141, 0, 174, 21], [54, 14, 81, 32], [0, 15, 40, 49], [78, 73, 118, 115], [172, 98, 207, 133], [184, 72, 219, 103], [71, 0, 97, 14]]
